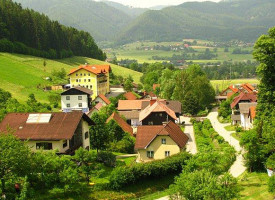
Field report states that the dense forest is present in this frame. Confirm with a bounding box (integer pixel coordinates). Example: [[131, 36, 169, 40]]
[[0, 0, 106, 60]]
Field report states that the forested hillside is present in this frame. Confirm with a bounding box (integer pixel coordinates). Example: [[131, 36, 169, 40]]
[[0, 0, 105, 60], [14, 0, 134, 42], [117, 0, 275, 44]]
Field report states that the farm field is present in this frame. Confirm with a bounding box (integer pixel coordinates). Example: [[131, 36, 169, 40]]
[[0, 53, 142, 103], [210, 79, 259, 91], [106, 40, 254, 64]]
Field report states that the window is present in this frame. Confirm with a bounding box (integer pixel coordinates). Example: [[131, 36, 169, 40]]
[[84, 73, 86, 76], [66, 96, 70, 100], [147, 151, 154, 158], [76, 79, 78, 82], [85, 131, 89, 139], [161, 138, 166, 144], [36, 142, 52, 150], [148, 121, 153, 125], [159, 113, 163, 117], [88, 73, 90, 76], [165, 151, 170, 157], [80, 73, 82, 76], [88, 79, 91, 82], [76, 73, 78, 76], [67, 104, 70, 108], [84, 79, 86, 82], [79, 103, 82, 107], [78, 96, 82, 100], [90, 85, 92, 89], [63, 140, 67, 148]]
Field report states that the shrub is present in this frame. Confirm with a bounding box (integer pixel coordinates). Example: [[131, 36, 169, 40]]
[[268, 175, 275, 192], [235, 126, 242, 132], [109, 152, 191, 190], [97, 151, 116, 167], [266, 154, 275, 170]]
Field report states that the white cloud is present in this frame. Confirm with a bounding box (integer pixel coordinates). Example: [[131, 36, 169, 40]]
[[97, 0, 221, 8]]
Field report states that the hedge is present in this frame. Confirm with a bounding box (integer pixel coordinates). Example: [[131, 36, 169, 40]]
[[109, 152, 191, 190]]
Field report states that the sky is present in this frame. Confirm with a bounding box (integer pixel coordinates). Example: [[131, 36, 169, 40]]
[[97, 0, 221, 8]]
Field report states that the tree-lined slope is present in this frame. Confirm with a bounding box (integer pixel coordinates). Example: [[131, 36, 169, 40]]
[[117, 0, 275, 43], [14, 0, 133, 42], [0, 0, 105, 59]]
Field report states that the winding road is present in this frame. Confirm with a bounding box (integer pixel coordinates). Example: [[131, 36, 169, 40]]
[[207, 109, 246, 177]]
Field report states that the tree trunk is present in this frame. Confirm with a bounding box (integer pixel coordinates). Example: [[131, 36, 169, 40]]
[[1, 178, 5, 193]]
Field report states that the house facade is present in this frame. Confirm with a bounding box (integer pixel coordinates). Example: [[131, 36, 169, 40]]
[[135, 121, 189, 162], [93, 94, 111, 106], [0, 112, 94, 154], [239, 102, 257, 130], [69, 64, 111, 99], [61, 87, 93, 113]]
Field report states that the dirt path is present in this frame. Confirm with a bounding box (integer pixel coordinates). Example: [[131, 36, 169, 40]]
[[181, 116, 197, 155], [207, 110, 246, 177]]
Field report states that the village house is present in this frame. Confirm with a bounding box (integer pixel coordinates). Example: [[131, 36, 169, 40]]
[[0, 112, 94, 154], [87, 102, 104, 118], [93, 94, 111, 106], [139, 100, 177, 125], [239, 83, 257, 93], [61, 86, 93, 113], [239, 102, 258, 130], [219, 85, 239, 98], [231, 92, 257, 125], [123, 92, 138, 100], [106, 112, 133, 136], [69, 64, 111, 99], [135, 121, 189, 162], [118, 98, 182, 126]]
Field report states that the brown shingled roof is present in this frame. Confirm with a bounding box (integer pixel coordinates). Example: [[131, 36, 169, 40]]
[[240, 83, 255, 93], [106, 112, 133, 136], [231, 92, 257, 109], [0, 112, 94, 141], [124, 92, 138, 100], [135, 121, 189, 149], [98, 94, 111, 105], [139, 101, 177, 122], [118, 100, 144, 111]]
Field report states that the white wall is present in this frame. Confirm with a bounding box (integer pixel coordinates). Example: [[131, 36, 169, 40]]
[[240, 113, 250, 130], [82, 120, 90, 150], [61, 94, 89, 111]]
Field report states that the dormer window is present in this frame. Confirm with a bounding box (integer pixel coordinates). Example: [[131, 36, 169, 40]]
[[161, 138, 166, 144]]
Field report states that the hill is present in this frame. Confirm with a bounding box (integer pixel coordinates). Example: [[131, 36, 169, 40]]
[[0, 52, 142, 103], [0, 0, 105, 60], [101, 0, 148, 18], [13, 0, 134, 42], [117, 0, 275, 44]]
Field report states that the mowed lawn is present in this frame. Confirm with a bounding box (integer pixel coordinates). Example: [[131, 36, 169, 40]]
[[239, 172, 274, 200], [0, 52, 142, 103]]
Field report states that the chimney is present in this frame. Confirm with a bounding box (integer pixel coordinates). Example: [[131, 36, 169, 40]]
[[150, 97, 157, 106]]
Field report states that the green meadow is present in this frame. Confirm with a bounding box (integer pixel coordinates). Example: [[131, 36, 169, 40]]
[[106, 41, 254, 64], [210, 79, 259, 91], [0, 53, 142, 103]]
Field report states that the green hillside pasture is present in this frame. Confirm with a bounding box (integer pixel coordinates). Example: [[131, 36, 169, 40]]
[[0, 53, 142, 103], [211, 79, 259, 91]]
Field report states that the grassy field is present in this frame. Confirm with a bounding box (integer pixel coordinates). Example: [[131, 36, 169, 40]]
[[106, 41, 254, 64], [239, 172, 274, 200], [224, 125, 236, 131], [210, 79, 260, 91], [0, 52, 142, 103]]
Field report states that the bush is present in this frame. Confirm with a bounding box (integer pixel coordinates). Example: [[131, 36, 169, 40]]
[[268, 175, 275, 192], [235, 126, 242, 132], [97, 151, 116, 167], [266, 154, 275, 170], [109, 135, 136, 154], [109, 152, 191, 190]]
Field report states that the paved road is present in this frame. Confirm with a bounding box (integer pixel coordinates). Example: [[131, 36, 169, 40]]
[[181, 116, 198, 155], [207, 110, 246, 177]]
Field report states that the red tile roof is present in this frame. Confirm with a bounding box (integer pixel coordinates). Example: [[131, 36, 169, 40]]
[[69, 65, 111, 75], [249, 106, 256, 119], [231, 92, 257, 109], [118, 100, 145, 111], [220, 85, 239, 96], [0, 112, 94, 140], [106, 112, 133, 136], [98, 94, 111, 105], [135, 121, 189, 149], [124, 92, 138, 100], [241, 83, 255, 93], [139, 100, 177, 122]]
